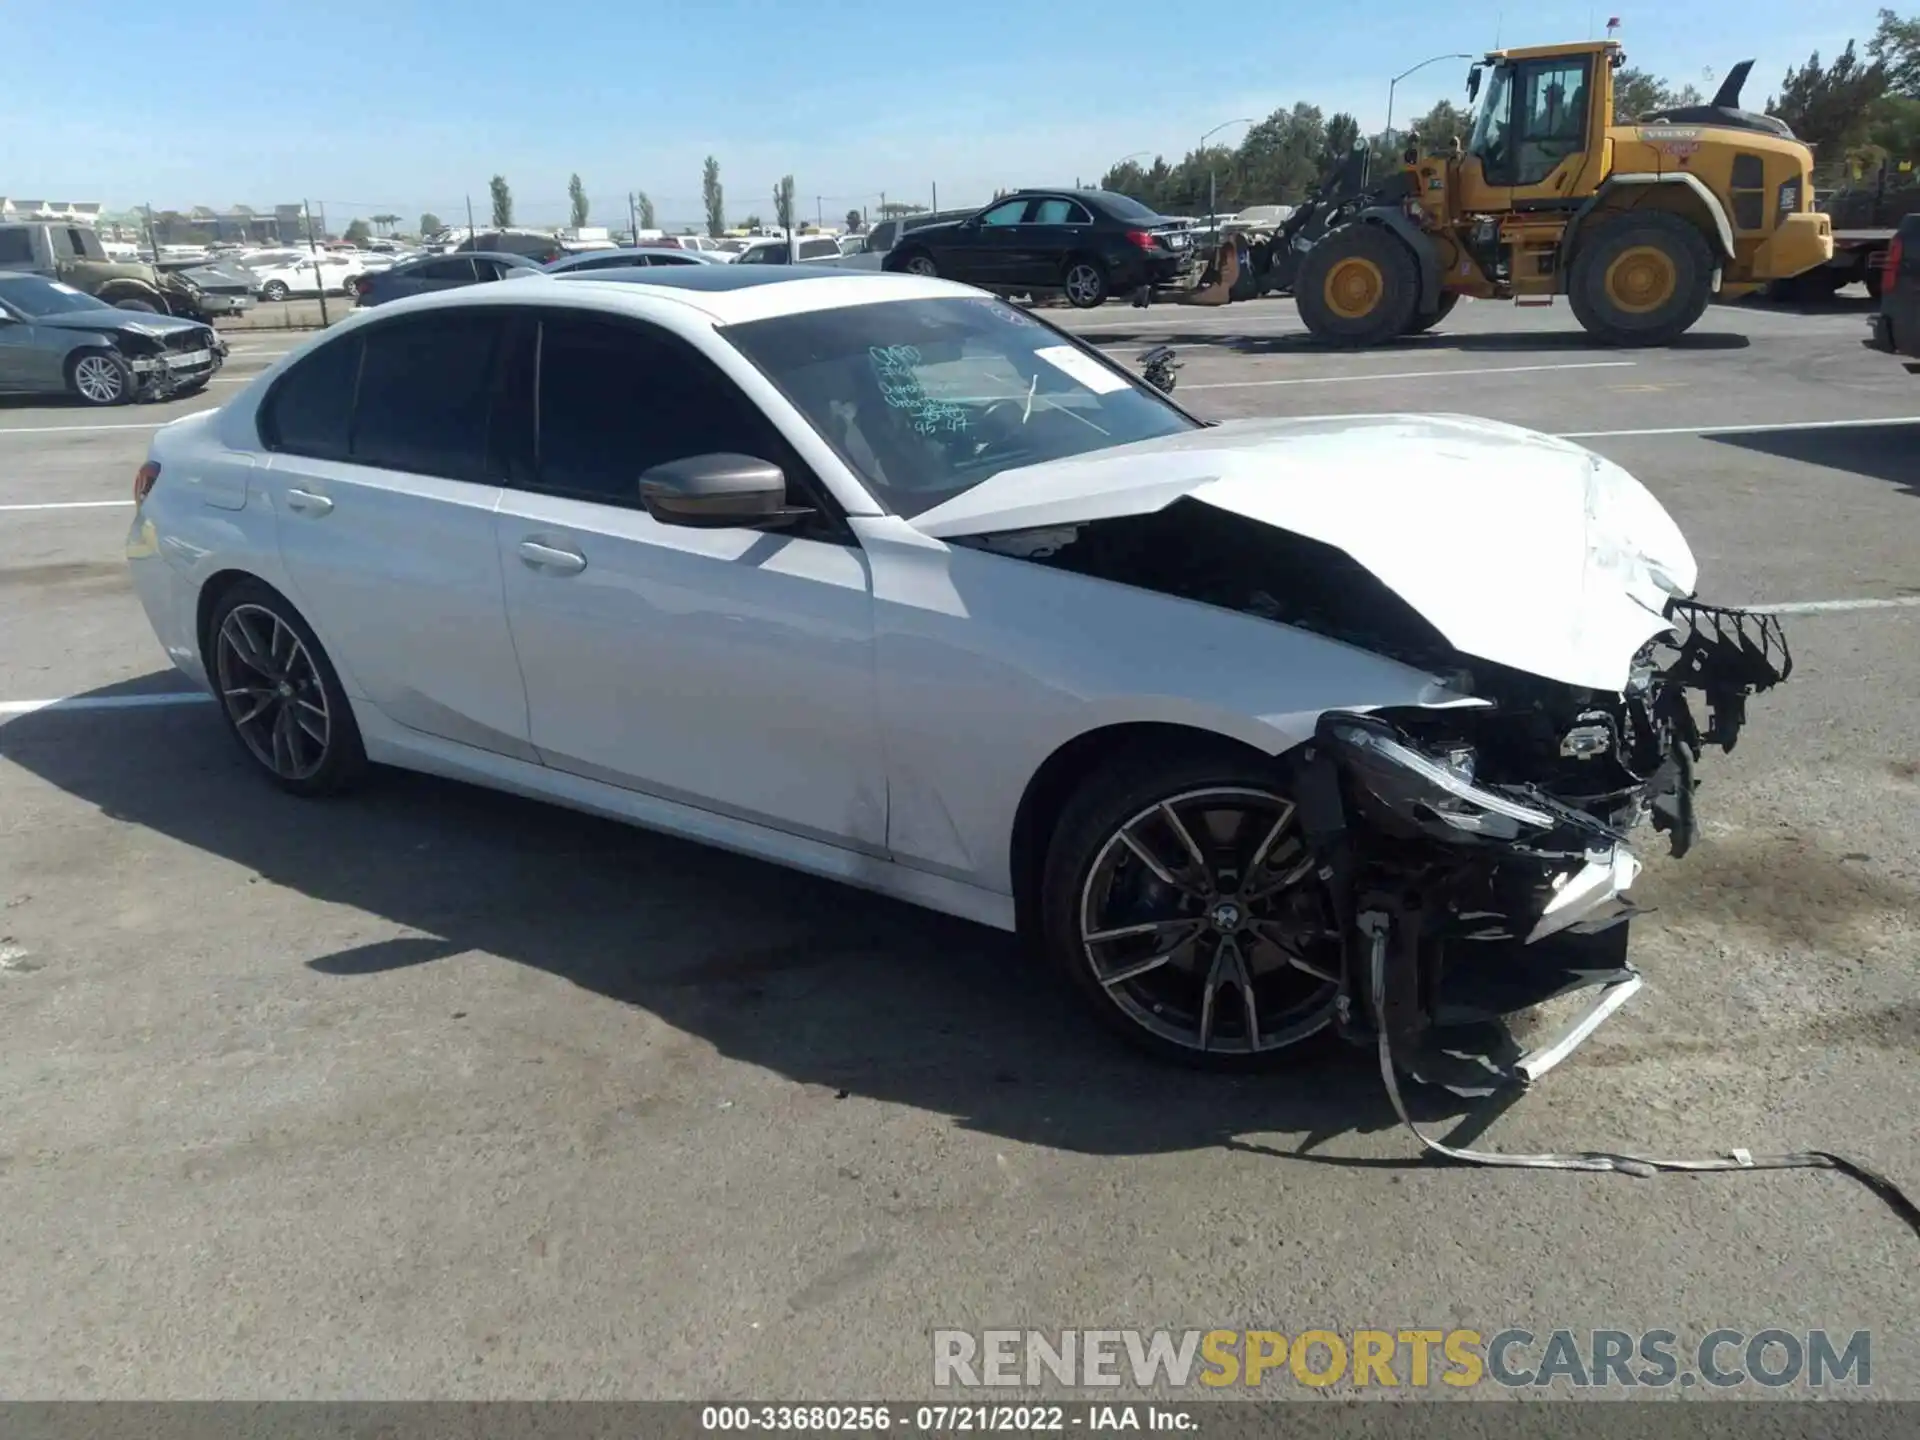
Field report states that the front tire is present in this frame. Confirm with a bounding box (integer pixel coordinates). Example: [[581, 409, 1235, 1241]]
[[1567, 212, 1714, 346], [1062, 256, 1109, 308], [896, 248, 938, 278], [207, 580, 366, 797], [1403, 290, 1460, 334], [67, 350, 134, 406], [261, 280, 291, 301], [1295, 223, 1421, 345], [1039, 745, 1340, 1070]]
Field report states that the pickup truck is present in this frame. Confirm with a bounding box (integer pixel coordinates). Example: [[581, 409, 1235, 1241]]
[[1867, 214, 1920, 372], [0, 222, 249, 323]]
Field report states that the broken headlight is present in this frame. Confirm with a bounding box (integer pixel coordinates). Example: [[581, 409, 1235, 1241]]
[[1321, 713, 1557, 842]]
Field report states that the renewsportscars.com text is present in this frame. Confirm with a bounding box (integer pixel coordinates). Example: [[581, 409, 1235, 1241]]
[[932, 1328, 1872, 1390]]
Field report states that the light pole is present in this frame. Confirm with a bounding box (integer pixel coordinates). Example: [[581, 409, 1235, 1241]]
[[1385, 53, 1473, 159], [1200, 118, 1255, 235]]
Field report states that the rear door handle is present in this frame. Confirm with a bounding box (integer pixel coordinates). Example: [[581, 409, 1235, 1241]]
[[285, 488, 333, 516], [517, 539, 587, 575]]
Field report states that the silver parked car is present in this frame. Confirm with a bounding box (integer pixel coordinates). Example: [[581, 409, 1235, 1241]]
[[0, 272, 226, 405]]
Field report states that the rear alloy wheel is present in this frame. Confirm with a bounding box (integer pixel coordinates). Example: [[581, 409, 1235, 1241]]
[[898, 250, 939, 278], [262, 280, 291, 301], [1295, 223, 1420, 345], [1568, 212, 1713, 346], [1062, 258, 1110, 309], [1041, 752, 1341, 1069], [67, 351, 133, 406], [209, 582, 366, 796]]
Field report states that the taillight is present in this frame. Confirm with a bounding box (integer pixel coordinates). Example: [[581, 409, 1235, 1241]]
[[351, 275, 370, 295], [1125, 229, 1158, 251], [1886, 234, 1904, 280], [133, 461, 160, 503]]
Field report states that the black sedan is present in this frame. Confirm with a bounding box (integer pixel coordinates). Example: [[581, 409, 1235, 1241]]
[[881, 189, 1198, 307], [0, 272, 225, 406], [352, 251, 542, 307]]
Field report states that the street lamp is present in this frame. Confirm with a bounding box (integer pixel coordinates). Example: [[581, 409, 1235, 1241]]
[[1200, 118, 1255, 234], [1385, 53, 1473, 158]]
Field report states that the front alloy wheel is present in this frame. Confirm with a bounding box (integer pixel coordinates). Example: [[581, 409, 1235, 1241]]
[[69, 352, 131, 405], [1044, 759, 1342, 1067]]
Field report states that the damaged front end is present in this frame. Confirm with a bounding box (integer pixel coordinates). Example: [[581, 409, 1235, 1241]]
[[1297, 600, 1792, 1094]]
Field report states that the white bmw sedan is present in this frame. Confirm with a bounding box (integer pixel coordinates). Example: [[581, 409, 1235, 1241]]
[[125, 267, 1789, 1085]]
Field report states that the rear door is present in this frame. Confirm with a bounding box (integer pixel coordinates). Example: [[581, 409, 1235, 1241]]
[[396, 256, 479, 298], [1017, 196, 1094, 287], [259, 308, 533, 758]]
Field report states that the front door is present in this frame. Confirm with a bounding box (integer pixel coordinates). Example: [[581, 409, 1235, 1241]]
[[0, 309, 65, 389], [257, 307, 533, 758], [952, 198, 1035, 286], [1463, 54, 1597, 211], [493, 309, 886, 850]]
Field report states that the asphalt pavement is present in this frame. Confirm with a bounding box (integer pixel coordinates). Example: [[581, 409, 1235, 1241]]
[[0, 290, 1916, 1401]]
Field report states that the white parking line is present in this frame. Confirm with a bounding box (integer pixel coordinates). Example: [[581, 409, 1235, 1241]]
[[1068, 313, 1305, 334], [1186, 360, 1636, 390], [1562, 415, 1920, 439], [1747, 597, 1920, 615], [0, 414, 212, 436], [0, 692, 212, 717], [0, 500, 132, 512]]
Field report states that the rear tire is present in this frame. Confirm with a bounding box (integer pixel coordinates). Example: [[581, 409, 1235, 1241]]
[[1062, 256, 1109, 308], [206, 579, 367, 797], [1039, 743, 1340, 1071], [1865, 264, 1886, 301], [1403, 290, 1460, 334], [262, 280, 291, 301], [1295, 223, 1421, 345], [895, 248, 938, 279], [1567, 212, 1714, 346]]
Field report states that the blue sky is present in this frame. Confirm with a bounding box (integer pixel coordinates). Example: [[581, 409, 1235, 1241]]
[[3, 1, 1881, 229]]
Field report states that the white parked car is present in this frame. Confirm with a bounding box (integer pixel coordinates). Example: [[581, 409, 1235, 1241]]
[[247, 253, 360, 299], [123, 268, 1788, 1084]]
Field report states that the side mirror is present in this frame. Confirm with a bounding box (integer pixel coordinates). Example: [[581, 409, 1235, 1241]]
[[1467, 66, 1483, 103], [638, 452, 814, 530]]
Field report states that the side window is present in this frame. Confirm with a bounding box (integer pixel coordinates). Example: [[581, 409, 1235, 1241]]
[[0, 230, 35, 265], [868, 221, 896, 250], [47, 228, 76, 259], [1511, 58, 1590, 186], [532, 312, 834, 532], [413, 257, 476, 282], [799, 238, 839, 260], [978, 200, 1031, 227], [260, 334, 362, 460], [1730, 153, 1767, 231], [1032, 199, 1088, 224], [349, 311, 505, 480]]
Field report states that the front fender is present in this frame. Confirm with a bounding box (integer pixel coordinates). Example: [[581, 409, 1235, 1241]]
[[1357, 206, 1441, 314]]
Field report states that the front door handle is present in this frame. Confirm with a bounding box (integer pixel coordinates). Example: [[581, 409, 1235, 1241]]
[[517, 538, 587, 575], [285, 488, 333, 516]]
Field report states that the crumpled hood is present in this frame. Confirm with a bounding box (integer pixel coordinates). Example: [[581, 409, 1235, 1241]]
[[909, 413, 1700, 693], [29, 309, 208, 339]]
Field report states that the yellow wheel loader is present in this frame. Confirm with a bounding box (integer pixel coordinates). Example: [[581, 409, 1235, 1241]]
[[1166, 42, 1834, 347]]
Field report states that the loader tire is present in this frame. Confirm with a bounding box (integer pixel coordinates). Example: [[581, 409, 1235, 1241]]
[[1568, 212, 1714, 346], [1403, 291, 1460, 334], [1295, 223, 1420, 346]]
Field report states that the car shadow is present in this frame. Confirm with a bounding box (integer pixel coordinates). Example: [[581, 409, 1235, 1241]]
[[1706, 420, 1920, 500], [0, 677, 1478, 1163]]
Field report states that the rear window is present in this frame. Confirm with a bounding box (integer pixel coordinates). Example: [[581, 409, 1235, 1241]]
[[350, 312, 504, 479], [0, 229, 38, 266], [260, 334, 362, 459]]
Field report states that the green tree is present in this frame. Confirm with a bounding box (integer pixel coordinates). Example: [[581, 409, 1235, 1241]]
[[845, 208, 864, 232], [1410, 99, 1469, 151], [489, 175, 514, 228], [1320, 112, 1361, 178], [568, 173, 589, 229], [743, 213, 763, 230], [1614, 68, 1705, 122], [369, 213, 400, 235], [343, 218, 372, 244], [633, 191, 656, 229], [1871, 7, 1920, 96], [702, 156, 725, 237], [419, 212, 443, 236], [1769, 42, 1890, 176], [773, 174, 796, 233]]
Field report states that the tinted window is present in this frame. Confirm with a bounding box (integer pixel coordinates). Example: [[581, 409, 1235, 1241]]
[[1033, 199, 1092, 224], [350, 312, 503, 479], [867, 222, 897, 251], [0, 230, 35, 266], [978, 200, 1030, 227], [1094, 191, 1159, 222], [738, 244, 787, 264], [410, 257, 476, 282], [534, 312, 797, 505], [798, 238, 841, 260], [47, 228, 76, 259], [261, 334, 362, 459]]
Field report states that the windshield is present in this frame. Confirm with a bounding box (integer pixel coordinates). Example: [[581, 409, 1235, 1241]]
[[0, 275, 114, 318], [723, 296, 1199, 518], [1468, 63, 1512, 169]]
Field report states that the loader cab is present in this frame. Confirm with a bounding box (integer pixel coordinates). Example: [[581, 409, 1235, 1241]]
[[1456, 42, 1620, 211]]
